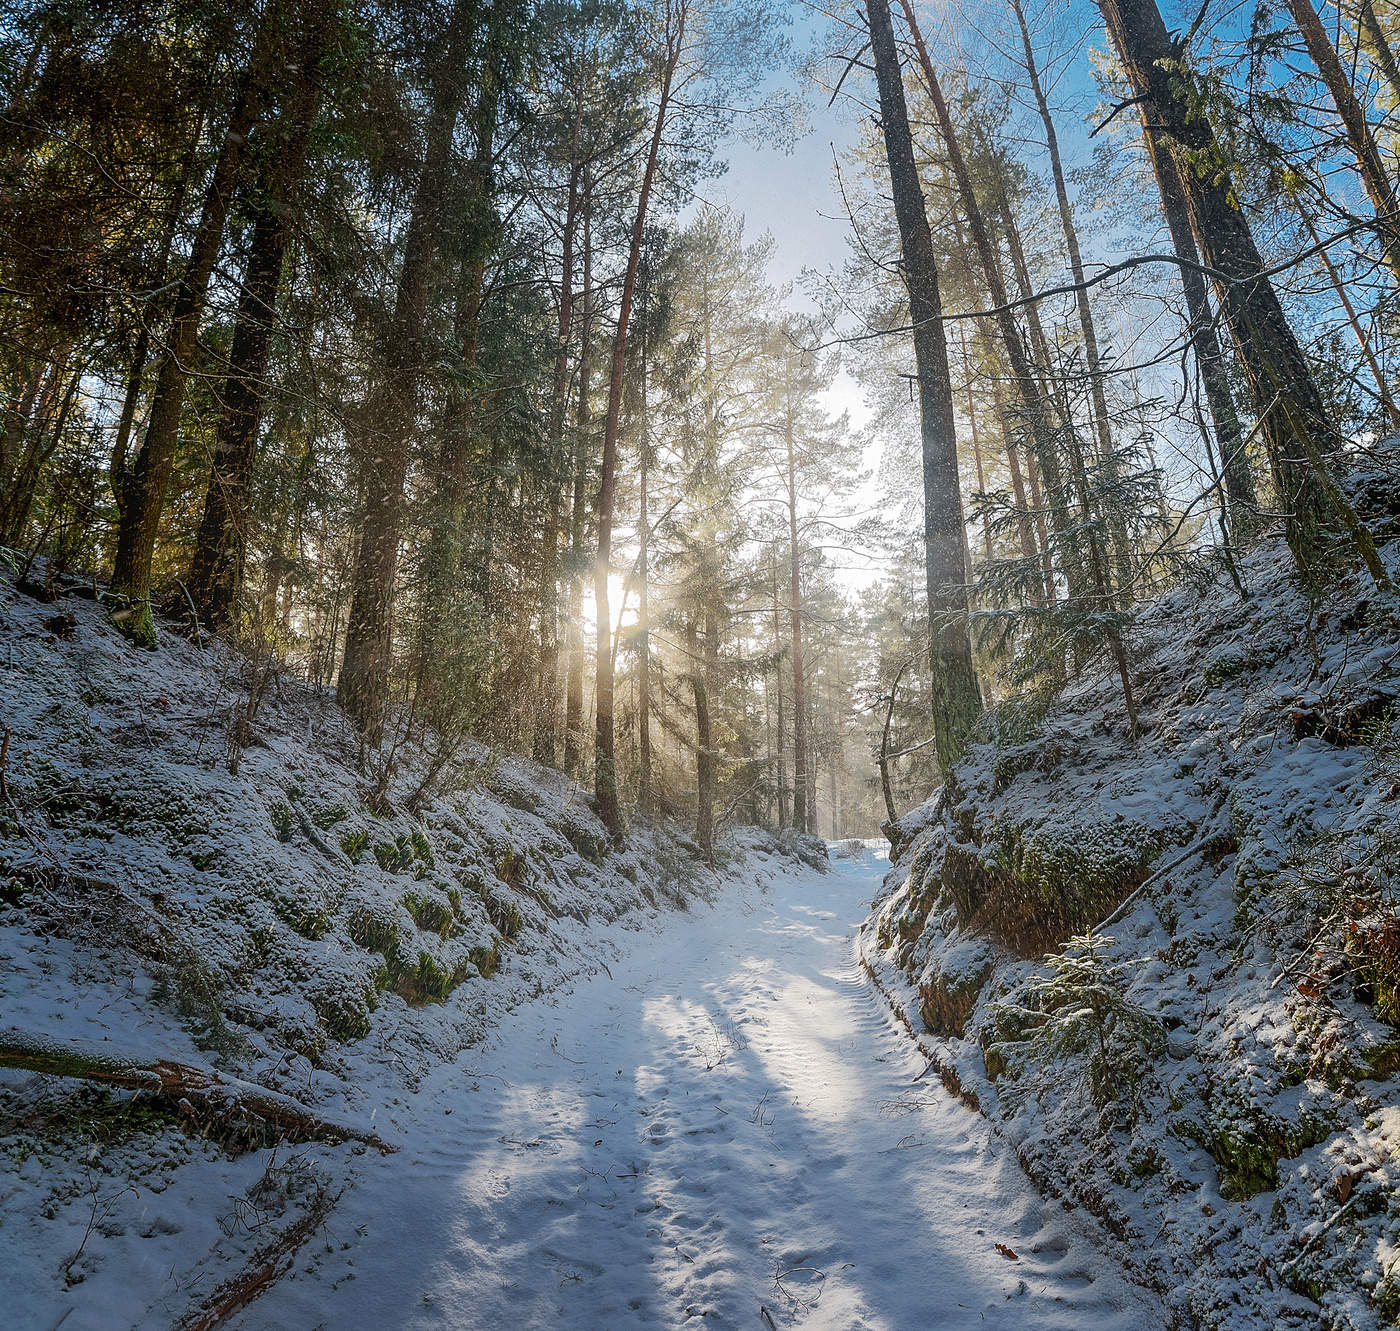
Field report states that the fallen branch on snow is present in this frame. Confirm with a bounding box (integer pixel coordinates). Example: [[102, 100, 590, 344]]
[[0, 1028, 393, 1153], [172, 1184, 338, 1331]]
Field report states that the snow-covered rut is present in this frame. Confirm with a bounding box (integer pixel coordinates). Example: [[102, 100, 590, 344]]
[[238, 857, 1160, 1330]]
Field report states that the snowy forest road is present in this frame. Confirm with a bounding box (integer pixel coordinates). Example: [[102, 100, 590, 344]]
[[237, 855, 1161, 1330]]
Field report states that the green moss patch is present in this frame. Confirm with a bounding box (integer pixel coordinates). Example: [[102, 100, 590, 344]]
[[970, 816, 1161, 955], [919, 962, 992, 1037]]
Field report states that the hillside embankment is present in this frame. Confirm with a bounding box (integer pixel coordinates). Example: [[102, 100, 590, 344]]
[[864, 487, 1400, 1329]]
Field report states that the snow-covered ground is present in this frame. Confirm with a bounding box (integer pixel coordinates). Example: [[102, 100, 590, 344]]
[[228, 850, 1158, 1330]]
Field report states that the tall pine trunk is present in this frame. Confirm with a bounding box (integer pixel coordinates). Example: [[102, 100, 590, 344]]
[[770, 549, 789, 828], [110, 4, 285, 645], [1298, 208, 1400, 428], [337, 0, 476, 738], [110, 116, 207, 514], [1356, 0, 1400, 106], [1285, 0, 1400, 283], [691, 603, 717, 862], [187, 30, 323, 631], [1148, 143, 1259, 539], [533, 99, 583, 767], [563, 190, 594, 778], [415, 42, 502, 717], [1096, 0, 1358, 585], [784, 402, 810, 832], [593, 5, 685, 837], [1007, 0, 1119, 464], [866, 0, 982, 776], [637, 431, 653, 815], [902, 7, 1084, 606]]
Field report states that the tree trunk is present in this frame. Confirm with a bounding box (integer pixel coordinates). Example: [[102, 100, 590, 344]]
[[110, 4, 285, 645], [770, 548, 788, 828], [636, 345, 654, 817], [1009, 0, 1118, 464], [829, 714, 842, 839], [956, 325, 992, 561], [1148, 144, 1260, 538], [419, 40, 502, 679], [1096, 0, 1341, 584], [110, 118, 207, 516], [990, 171, 1134, 602], [1286, 0, 1400, 283], [0, 362, 47, 541], [337, 0, 476, 738], [785, 405, 810, 833], [900, 1, 1085, 606], [0, 1028, 390, 1151], [1299, 208, 1400, 428], [691, 608, 716, 862], [564, 189, 594, 778], [534, 99, 584, 767], [593, 5, 685, 837], [867, 0, 983, 777], [978, 328, 1050, 601], [187, 41, 322, 632], [1356, 0, 1400, 106], [878, 656, 912, 829], [0, 352, 79, 546]]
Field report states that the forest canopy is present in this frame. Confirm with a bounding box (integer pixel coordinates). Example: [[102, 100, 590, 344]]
[[1, 0, 1396, 847]]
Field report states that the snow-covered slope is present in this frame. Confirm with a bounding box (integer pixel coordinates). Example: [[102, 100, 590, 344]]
[[0, 565, 820, 1325], [863, 518, 1400, 1327]]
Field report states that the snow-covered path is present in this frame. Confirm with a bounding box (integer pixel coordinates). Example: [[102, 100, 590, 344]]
[[240, 856, 1159, 1330]]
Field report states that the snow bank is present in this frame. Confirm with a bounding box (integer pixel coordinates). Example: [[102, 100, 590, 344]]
[[864, 492, 1400, 1328], [0, 564, 817, 1326]]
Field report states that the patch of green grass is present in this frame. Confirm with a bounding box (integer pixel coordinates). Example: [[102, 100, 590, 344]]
[[373, 833, 434, 876], [268, 800, 295, 843], [402, 891, 455, 939], [482, 890, 522, 940], [471, 942, 501, 979], [346, 906, 399, 957]]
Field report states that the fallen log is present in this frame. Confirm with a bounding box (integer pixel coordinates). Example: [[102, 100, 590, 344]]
[[0, 1027, 393, 1153], [173, 1185, 338, 1331]]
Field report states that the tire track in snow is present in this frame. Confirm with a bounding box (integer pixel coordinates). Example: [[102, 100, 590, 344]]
[[233, 856, 1161, 1330]]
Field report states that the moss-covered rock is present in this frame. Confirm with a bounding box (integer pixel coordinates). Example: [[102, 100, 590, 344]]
[[918, 943, 994, 1037], [1206, 1071, 1339, 1199]]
